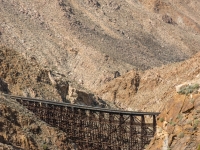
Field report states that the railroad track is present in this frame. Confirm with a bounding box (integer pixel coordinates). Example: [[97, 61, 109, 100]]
[[3, 94, 160, 150]]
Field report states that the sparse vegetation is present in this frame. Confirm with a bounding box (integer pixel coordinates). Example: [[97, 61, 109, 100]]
[[193, 119, 199, 129], [169, 120, 176, 126], [178, 132, 184, 138], [160, 117, 164, 122], [190, 98, 195, 104], [176, 113, 183, 120], [43, 144, 49, 150], [178, 84, 199, 95], [197, 144, 200, 150], [188, 120, 193, 125]]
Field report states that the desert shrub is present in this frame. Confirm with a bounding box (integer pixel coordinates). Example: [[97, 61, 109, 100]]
[[178, 132, 184, 138], [160, 117, 164, 122], [197, 144, 200, 150], [193, 119, 199, 129], [169, 120, 176, 126], [43, 144, 49, 150], [176, 113, 183, 120], [190, 98, 195, 104], [178, 83, 199, 95]]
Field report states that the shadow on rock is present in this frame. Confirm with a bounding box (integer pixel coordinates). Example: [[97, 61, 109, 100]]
[[0, 78, 10, 94]]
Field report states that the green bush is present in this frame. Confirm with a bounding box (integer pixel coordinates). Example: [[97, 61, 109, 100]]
[[178, 84, 199, 95]]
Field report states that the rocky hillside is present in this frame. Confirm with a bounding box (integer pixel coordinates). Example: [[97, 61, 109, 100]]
[[96, 51, 200, 112], [0, 94, 75, 150], [147, 93, 200, 150], [0, 46, 109, 107], [96, 50, 200, 150], [0, 0, 200, 149], [0, 0, 200, 92]]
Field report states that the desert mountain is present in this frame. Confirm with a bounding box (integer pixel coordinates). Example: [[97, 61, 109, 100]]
[[0, 0, 200, 149], [0, 0, 200, 92]]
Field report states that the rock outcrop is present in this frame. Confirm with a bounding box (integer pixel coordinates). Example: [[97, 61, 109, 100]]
[[0, 94, 74, 150], [0, 46, 108, 107], [147, 93, 200, 150]]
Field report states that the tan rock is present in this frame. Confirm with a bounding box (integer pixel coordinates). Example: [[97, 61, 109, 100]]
[[182, 99, 194, 113]]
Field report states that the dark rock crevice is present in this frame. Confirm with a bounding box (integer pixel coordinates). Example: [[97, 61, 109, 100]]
[[0, 78, 10, 94], [131, 73, 140, 93]]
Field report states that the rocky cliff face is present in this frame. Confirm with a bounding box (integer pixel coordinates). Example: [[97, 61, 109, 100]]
[[147, 93, 200, 150]]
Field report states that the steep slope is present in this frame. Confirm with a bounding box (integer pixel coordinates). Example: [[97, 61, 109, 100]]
[[0, 46, 109, 107], [147, 93, 200, 150], [0, 0, 200, 92], [96, 51, 200, 112], [1, 1, 200, 149], [95, 49, 200, 150], [0, 94, 74, 150]]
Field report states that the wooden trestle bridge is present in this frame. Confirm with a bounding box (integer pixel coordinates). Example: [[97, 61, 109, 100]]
[[8, 95, 159, 150]]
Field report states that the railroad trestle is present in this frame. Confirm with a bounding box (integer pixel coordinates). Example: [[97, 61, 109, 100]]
[[9, 95, 159, 150]]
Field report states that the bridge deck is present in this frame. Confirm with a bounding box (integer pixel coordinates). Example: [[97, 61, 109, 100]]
[[8, 95, 160, 115]]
